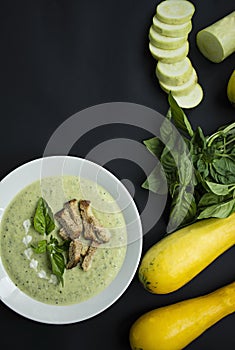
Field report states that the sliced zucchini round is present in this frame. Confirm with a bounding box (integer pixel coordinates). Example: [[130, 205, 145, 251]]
[[149, 26, 187, 50], [153, 16, 192, 38], [172, 83, 203, 109], [156, 57, 193, 85], [156, 0, 195, 25], [159, 68, 198, 96], [149, 41, 189, 63]]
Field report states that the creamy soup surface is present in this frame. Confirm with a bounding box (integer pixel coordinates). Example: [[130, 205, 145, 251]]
[[0, 176, 127, 305]]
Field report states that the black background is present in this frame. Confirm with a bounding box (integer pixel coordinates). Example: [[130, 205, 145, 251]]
[[0, 0, 235, 349]]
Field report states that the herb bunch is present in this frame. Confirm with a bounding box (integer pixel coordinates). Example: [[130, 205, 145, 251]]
[[143, 93, 235, 233]]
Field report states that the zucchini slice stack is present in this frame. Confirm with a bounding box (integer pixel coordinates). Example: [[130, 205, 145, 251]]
[[149, 0, 203, 108]]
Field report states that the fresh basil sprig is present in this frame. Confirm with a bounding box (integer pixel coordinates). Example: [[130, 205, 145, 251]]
[[33, 197, 55, 235], [32, 236, 68, 286], [32, 198, 68, 285], [143, 93, 235, 232]]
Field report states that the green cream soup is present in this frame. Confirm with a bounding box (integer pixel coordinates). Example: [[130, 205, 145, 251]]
[[0, 176, 127, 305]]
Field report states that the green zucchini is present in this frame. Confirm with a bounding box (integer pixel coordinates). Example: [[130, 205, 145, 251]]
[[197, 11, 235, 63]]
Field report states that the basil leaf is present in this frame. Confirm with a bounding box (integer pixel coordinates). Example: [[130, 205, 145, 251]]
[[197, 158, 209, 178], [169, 182, 179, 198], [142, 164, 168, 194], [33, 198, 46, 234], [198, 192, 225, 208], [160, 148, 179, 196], [167, 186, 196, 233], [178, 151, 194, 186], [54, 243, 69, 254], [160, 116, 174, 143], [205, 181, 231, 196], [47, 236, 66, 286], [160, 147, 177, 174], [214, 157, 235, 175], [168, 92, 194, 137], [212, 158, 235, 184], [31, 234, 67, 286], [33, 197, 55, 235], [183, 136, 192, 153], [209, 164, 222, 183], [49, 252, 65, 286], [47, 236, 60, 253], [160, 117, 182, 151], [31, 240, 47, 254], [143, 137, 164, 158], [197, 198, 235, 220], [191, 127, 206, 151], [166, 107, 172, 120], [58, 239, 70, 251]]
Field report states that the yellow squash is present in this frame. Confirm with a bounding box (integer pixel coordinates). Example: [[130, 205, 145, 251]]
[[129, 282, 235, 350], [227, 70, 235, 106], [139, 213, 235, 294]]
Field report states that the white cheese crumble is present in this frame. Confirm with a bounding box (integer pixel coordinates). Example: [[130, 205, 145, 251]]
[[29, 258, 38, 271], [38, 270, 48, 279], [48, 274, 57, 285], [21, 219, 58, 286], [22, 235, 32, 246], [23, 219, 31, 234], [24, 247, 33, 260]]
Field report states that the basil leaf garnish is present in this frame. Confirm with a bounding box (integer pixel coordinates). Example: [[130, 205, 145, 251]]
[[31, 239, 47, 253], [49, 252, 65, 286], [33, 197, 55, 235], [31, 235, 66, 286], [47, 236, 66, 286]]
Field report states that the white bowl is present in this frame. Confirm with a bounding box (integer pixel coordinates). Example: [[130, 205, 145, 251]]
[[0, 156, 142, 324]]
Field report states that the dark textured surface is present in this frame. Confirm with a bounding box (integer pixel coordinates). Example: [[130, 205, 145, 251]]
[[0, 0, 235, 349]]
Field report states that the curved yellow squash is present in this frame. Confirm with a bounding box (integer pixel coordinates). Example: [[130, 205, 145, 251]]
[[130, 282, 235, 350], [227, 69, 235, 106], [139, 213, 235, 294]]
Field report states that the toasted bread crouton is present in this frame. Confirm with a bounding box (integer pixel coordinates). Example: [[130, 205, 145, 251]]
[[81, 243, 89, 257], [81, 244, 98, 271], [55, 200, 83, 240], [64, 199, 83, 233], [79, 200, 110, 243], [58, 228, 70, 241], [66, 239, 83, 269]]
